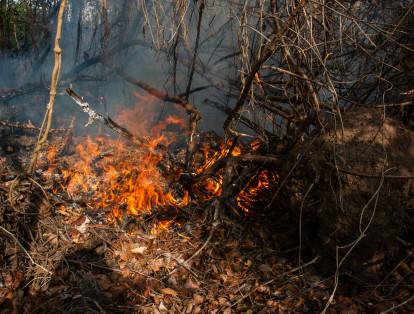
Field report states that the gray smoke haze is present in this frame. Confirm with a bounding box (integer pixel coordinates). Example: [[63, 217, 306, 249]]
[[0, 0, 239, 137], [2, 0, 412, 140]]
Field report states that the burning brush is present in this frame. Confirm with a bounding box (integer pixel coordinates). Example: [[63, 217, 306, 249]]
[[44, 87, 277, 224]]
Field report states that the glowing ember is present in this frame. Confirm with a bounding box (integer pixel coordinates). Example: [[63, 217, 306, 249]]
[[197, 140, 241, 174], [190, 140, 243, 200], [236, 170, 279, 213], [250, 139, 261, 152]]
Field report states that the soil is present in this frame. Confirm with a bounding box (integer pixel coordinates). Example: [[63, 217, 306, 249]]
[[281, 107, 414, 281]]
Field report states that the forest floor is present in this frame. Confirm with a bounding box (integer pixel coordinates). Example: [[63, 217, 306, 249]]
[[0, 128, 413, 313]]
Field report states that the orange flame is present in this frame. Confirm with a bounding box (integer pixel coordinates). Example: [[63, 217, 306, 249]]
[[43, 94, 189, 222], [150, 219, 175, 235], [42, 96, 277, 224]]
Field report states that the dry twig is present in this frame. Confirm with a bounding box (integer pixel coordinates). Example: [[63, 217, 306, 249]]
[[0, 226, 51, 274]]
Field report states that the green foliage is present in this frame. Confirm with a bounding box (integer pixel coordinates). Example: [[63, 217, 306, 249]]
[[0, 0, 57, 52]]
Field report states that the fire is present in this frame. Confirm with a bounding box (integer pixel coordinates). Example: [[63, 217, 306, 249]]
[[43, 97, 276, 224], [52, 92, 192, 220], [236, 170, 278, 213], [44, 92, 189, 221], [197, 140, 241, 174], [250, 139, 261, 152], [192, 140, 277, 209], [192, 140, 241, 200], [54, 131, 190, 221], [150, 219, 175, 235], [46, 146, 58, 162], [98, 143, 186, 219]]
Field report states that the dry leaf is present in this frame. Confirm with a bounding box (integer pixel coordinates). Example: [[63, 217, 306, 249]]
[[218, 297, 228, 306], [159, 301, 168, 312], [294, 297, 304, 309], [130, 245, 147, 254], [185, 277, 200, 290], [222, 308, 232, 314], [259, 264, 273, 274], [95, 274, 112, 291], [160, 287, 178, 296], [75, 216, 90, 234], [152, 305, 161, 314], [185, 301, 193, 313], [94, 244, 106, 255], [244, 259, 253, 268], [257, 285, 270, 294], [150, 259, 164, 272], [193, 294, 204, 305]]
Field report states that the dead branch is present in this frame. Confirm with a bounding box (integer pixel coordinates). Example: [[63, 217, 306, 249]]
[[381, 294, 414, 314], [0, 225, 52, 274], [184, 0, 204, 100], [322, 170, 386, 313], [58, 115, 76, 156], [325, 162, 414, 179], [223, 0, 310, 135], [194, 154, 281, 183], [65, 88, 147, 145]]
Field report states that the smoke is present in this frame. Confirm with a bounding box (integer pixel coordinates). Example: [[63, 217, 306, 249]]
[[2, 0, 412, 140], [0, 0, 238, 137]]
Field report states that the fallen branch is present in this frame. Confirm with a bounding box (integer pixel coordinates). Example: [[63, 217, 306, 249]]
[[194, 154, 281, 183], [0, 120, 66, 133], [325, 162, 414, 179], [381, 294, 414, 314], [65, 88, 147, 145]]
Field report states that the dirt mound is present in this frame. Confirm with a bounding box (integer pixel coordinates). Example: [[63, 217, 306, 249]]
[[300, 108, 414, 280]]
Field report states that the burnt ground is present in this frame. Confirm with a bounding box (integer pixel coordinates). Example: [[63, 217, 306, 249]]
[[0, 124, 413, 314]]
